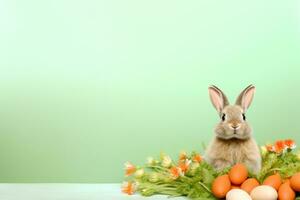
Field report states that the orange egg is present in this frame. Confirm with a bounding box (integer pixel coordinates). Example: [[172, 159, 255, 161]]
[[212, 174, 231, 198], [229, 163, 248, 185], [263, 173, 282, 191], [241, 178, 260, 194], [278, 181, 295, 200], [290, 172, 300, 192]]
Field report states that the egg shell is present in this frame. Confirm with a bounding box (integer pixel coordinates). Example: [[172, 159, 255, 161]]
[[212, 174, 231, 198], [250, 185, 278, 200], [263, 173, 282, 191], [290, 172, 300, 192], [229, 163, 248, 185], [241, 178, 260, 194], [226, 189, 252, 200], [278, 182, 295, 200]]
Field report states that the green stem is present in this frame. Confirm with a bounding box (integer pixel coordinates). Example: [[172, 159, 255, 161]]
[[198, 181, 212, 193], [147, 165, 169, 171], [269, 168, 283, 172]]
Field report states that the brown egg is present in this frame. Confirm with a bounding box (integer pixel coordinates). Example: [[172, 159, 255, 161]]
[[241, 178, 260, 194], [229, 163, 248, 185], [290, 172, 300, 192], [263, 173, 282, 191], [212, 174, 231, 198], [278, 182, 295, 200]]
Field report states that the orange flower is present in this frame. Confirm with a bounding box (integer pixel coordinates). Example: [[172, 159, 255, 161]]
[[121, 181, 136, 195], [266, 144, 275, 152], [124, 162, 136, 176], [169, 166, 182, 179], [265, 139, 296, 154], [179, 151, 187, 161], [284, 139, 296, 149], [178, 159, 191, 173], [192, 154, 202, 163], [274, 140, 285, 154]]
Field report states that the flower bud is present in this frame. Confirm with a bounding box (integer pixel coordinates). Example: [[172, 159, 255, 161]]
[[161, 155, 172, 168], [134, 169, 144, 178], [261, 146, 267, 156]]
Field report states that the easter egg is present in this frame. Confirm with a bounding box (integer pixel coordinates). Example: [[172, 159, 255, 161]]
[[241, 178, 260, 194], [263, 173, 282, 191], [278, 181, 295, 200], [212, 174, 231, 198], [290, 172, 300, 192], [250, 185, 278, 200], [226, 189, 252, 200], [229, 163, 248, 185]]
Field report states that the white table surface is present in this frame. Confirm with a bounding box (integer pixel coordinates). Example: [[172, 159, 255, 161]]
[[0, 184, 187, 200]]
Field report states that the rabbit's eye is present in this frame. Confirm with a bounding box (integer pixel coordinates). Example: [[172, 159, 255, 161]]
[[242, 113, 246, 120], [221, 114, 226, 121]]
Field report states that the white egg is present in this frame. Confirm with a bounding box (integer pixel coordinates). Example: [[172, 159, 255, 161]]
[[226, 189, 252, 200], [250, 185, 278, 200]]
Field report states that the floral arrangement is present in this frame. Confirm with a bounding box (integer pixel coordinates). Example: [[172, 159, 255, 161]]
[[121, 139, 300, 200]]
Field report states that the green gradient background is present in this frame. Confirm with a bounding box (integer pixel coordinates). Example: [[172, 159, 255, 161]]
[[0, 0, 300, 183]]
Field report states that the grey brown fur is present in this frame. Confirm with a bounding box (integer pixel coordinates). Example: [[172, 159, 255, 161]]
[[204, 85, 261, 174]]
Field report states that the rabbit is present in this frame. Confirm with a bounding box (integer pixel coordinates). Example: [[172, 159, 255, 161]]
[[204, 85, 261, 174]]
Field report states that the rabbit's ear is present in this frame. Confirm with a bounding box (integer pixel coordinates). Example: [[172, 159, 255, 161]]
[[235, 85, 255, 111], [208, 85, 229, 113]]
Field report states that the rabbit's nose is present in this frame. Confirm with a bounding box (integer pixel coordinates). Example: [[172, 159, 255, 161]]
[[230, 123, 241, 130], [232, 125, 239, 129]]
